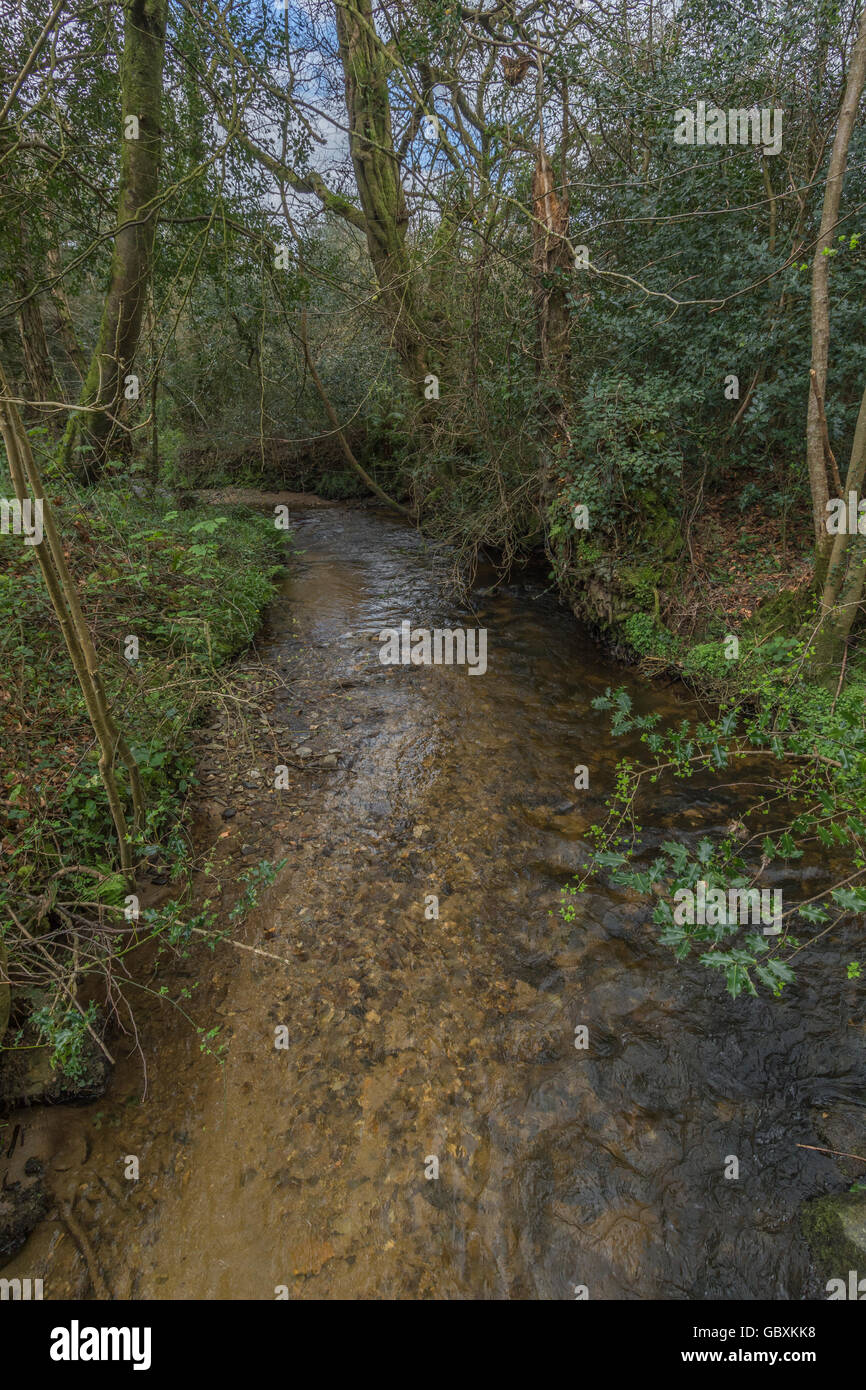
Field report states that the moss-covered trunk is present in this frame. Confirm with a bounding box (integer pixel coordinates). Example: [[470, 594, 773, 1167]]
[[334, 0, 428, 392], [61, 0, 167, 480], [806, 6, 866, 579], [813, 380, 866, 668], [16, 276, 57, 413], [14, 221, 58, 414]]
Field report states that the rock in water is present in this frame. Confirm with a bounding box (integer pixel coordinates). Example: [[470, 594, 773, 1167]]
[[801, 1191, 866, 1280]]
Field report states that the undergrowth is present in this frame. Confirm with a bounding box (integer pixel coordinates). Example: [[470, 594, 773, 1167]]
[[0, 480, 288, 1072]]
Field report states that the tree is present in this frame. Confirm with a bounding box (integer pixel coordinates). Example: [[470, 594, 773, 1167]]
[[0, 363, 144, 872], [806, 5, 866, 575], [60, 0, 168, 480]]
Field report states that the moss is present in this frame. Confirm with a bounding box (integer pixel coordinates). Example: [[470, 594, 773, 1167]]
[[620, 563, 662, 610], [801, 1192, 866, 1280], [745, 585, 815, 641], [635, 491, 683, 561], [564, 543, 680, 637]]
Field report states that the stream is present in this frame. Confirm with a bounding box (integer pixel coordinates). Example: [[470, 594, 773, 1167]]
[[5, 504, 863, 1300]]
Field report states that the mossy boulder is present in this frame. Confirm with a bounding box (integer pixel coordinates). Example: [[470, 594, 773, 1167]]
[[800, 1191, 866, 1281], [568, 550, 678, 634], [619, 563, 662, 611]]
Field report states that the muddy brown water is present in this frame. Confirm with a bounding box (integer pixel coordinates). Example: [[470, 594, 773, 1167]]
[[3, 505, 863, 1299]]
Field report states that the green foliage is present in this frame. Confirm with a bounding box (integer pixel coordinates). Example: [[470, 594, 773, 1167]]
[[31, 1002, 100, 1083], [563, 670, 866, 999], [315, 469, 368, 500], [681, 640, 737, 682], [1, 485, 285, 882], [0, 479, 288, 1049], [623, 612, 681, 662], [228, 857, 287, 926], [565, 373, 690, 531]]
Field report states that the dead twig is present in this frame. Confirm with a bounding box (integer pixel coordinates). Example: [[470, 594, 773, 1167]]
[[796, 1142, 866, 1164]]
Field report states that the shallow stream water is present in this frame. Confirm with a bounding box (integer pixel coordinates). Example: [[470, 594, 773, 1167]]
[[4, 505, 862, 1299]]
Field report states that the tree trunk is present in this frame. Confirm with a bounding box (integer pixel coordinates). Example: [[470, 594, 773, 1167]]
[[532, 145, 572, 408], [60, 0, 167, 480], [0, 363, 144, 872], [531, 54, 572, 429], [14, 216, 58, 415], [333, 0, 428, 391], [813, 381, 866, 667], [16, 274, 57, 413], [807, 5, 866, 575], [46, 242, 86, 377]]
